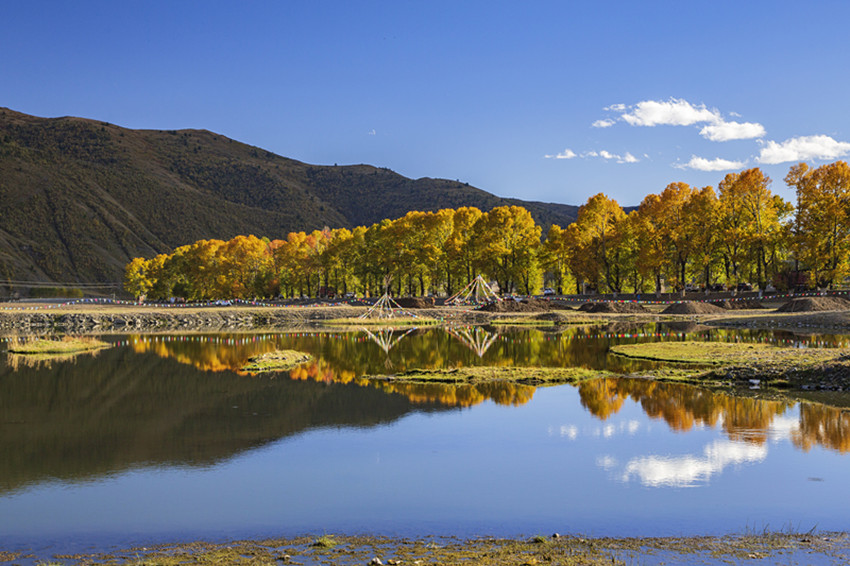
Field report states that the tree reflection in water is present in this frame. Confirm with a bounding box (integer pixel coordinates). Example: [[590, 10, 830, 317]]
[[578, 377, 850, 453], [124, 329, 850, 452], [794, 402, 850, 453]]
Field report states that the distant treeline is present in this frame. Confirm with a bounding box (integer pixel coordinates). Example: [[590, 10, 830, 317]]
[[125, 161, 850, 300]]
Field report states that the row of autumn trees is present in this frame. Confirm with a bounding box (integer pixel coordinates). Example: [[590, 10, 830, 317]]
[[125, 160, 850, 300]]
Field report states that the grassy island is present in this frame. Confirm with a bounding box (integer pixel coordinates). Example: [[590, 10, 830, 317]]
[[240, 349, 312, 373], [6, 336, 109, 354], [609, 341, 850, 366], [367, 365, 618, 385]]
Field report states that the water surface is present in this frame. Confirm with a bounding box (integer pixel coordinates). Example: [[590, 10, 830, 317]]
[[1, 325, 849, 552]]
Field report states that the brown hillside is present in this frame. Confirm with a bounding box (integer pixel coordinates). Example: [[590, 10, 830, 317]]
[[0, 108, 578, 287]]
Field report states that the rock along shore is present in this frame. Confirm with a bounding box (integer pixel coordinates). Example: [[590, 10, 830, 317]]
[[0, 304, 498, 332]]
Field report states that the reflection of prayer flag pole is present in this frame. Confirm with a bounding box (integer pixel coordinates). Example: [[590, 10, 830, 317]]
[[447, 326, 499, 357], [362, 326, 416, 354], [446, 275, 502, 305]]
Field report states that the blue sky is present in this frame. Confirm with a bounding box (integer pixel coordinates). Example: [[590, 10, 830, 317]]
[[3, 1, 850, 207]]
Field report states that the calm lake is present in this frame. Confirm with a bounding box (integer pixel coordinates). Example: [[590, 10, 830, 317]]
[[2, 324, 849, 553]]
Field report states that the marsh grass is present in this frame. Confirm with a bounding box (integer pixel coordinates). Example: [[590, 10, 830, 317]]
[[609, 341, 849, 366], [311, 534, 339, 548], [368, 366, 618, 385], [5, 336, 110, 369], [7, 335, 109, 354], [36, 532, 849, 565]]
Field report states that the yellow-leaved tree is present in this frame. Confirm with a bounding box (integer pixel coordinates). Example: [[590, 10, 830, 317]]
[[572, 193, 627, 293], [472, 206, 541, 294], [718, 168, 790, 289], [786, 161, 850, 288]]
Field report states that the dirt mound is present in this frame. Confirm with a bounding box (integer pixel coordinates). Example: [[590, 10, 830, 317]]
[[709, 299, 767, 310], [776, 296, 850, 312], [577, 302, 649, 313], [546, 300, 577, 311], [661, 301, 727, 314], [393, 297, 435, 309], [478, 298, 551, 313]]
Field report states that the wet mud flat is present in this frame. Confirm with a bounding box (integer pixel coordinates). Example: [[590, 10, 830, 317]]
[[4, 532, 850, 566]]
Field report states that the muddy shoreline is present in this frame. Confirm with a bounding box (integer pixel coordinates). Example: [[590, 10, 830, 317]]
[[4, 300, 850, 332], [4, 531, 849, 565], [0, 304, 496, 332]]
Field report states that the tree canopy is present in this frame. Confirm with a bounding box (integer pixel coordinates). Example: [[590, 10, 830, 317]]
[[125, 161, 850, 299]]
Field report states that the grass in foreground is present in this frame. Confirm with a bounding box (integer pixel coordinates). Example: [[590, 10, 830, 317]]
[[6, 335, 109, 354], [239, 350, 312, 373], [28, 532, 850, 565]]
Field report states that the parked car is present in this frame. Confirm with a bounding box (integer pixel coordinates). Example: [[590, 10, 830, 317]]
[[709, 283, 726, 292], [543, 287, 555, 296], [736, 282, 753, 292]]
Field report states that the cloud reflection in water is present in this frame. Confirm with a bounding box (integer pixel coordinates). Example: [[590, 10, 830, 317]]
[[617, 440, 768, 487]]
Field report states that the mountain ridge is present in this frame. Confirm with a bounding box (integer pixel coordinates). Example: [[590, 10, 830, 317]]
[[0, 108, 579, 289]]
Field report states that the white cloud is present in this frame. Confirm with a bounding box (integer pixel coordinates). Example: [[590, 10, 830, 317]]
[[620, 98, 721, 127], [598, 98, 765, 143], [756, 135, 850, 164], [676, 155, 746, 171], [700, 121, 766, 141], [367, 129, 376, 136], [580, 150, 640, 164], [550, 149, 641, 164], [544, 148, 577, 159]]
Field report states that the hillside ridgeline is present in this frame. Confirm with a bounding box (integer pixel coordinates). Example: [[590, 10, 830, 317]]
[[0, 108, 577, 287]]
